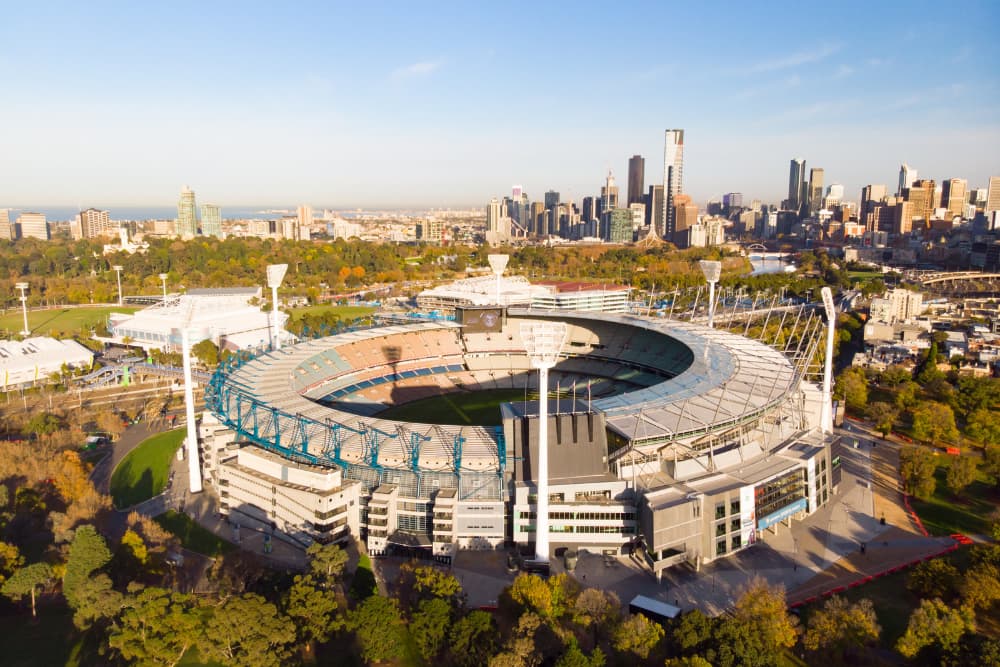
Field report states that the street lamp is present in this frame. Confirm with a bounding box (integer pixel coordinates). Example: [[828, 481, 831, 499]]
[[15, 282, 30, 336], [159, 273, 169, 304], [112, 265, 124, 307], [820, 286, 836, 434], [181, 328, 203, 494], [520, 320, 568, 564], [266, 264, 288, 350], [487, 254, 509, 306], [699, 260, 722, 328]]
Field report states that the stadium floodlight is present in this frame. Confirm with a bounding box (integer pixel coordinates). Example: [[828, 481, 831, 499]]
[[699, 260, 722, 328], [520, 320, 568, 564], [266, 264, 288, 350], [159, 273, 169, 304], [820, 287, 836, 434], [112, 265, 124, 307], [15, 282, 30, 336], [181, 328, 203, 494], [487, 254, 509, 306]]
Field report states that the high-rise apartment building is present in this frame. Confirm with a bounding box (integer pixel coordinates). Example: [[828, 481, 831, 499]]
[[176, 186, 198, 239], [0, 209, 12, 241], [601, 170, 619, 212], [201, 204, 223, 238], [788, 159, 806, 212], [605, 209, 632, 243], [17, 212, 48, 240], [808, 168, 825, 215], [984, 176, 1000, 214], [663, 129, 684, 239], [486, 198, 502, 233], [647, 185, 665, 236], [627, 155, 645, 207], [628, 203, 646, 230], [76, 208, 114, 239], [898, 163, 917, 196], [941, 179, 967, 219]]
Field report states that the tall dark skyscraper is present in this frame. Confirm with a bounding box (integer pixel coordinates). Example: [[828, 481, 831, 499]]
[[647, 184, 664, 236], [663, 130, 684, 239], [544, 190, 560, 212], [788, 159, 806, 212], [627, 155, 645, 207]]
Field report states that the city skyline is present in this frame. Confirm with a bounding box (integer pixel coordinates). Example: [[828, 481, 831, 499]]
[[2, 1, 998, 209]]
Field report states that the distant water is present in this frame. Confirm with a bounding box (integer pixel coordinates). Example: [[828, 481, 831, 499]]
[[749, 257, 793, 275]]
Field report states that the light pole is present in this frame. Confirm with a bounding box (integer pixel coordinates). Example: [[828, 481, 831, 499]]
[[820, 286, 836, 434], [112, 265, 124, 306], [520, 320, 567, 564], [181, 328, 203, 494], [15, 282, 30, 336], [159, 273, 169, 304], [266, 264, 288, 350], [699, 260, 722, 328], [487, 254, 509, 306]]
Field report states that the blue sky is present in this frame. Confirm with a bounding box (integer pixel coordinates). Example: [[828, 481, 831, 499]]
[[3, 1, 998, 210]]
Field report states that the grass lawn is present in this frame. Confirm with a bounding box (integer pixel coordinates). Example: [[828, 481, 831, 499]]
[[349, 552, 378, 600], [288, 304, 376, 322], [910, 465, 998, 536], [847, 270, 884, 280], [0, 305, 136, 337], [110, 428, 184, 508], [154, 510, 235, 557], [376, 388, 546, 426]]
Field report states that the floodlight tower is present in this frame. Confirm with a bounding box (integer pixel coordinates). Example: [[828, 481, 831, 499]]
[[181, 328, 203, 493], [159, 273, 169, 304], [699, 260, 722, 328], [487, 254, 509, 306], [820, 287, 836, 434], [15, 282, 30, 336], [112, 265, 124, 306], [266, 264, 288, 350], [520, 320, 568, 563]]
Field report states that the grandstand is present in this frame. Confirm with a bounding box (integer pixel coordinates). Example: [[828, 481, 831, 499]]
[[201, 305, 835, 574]]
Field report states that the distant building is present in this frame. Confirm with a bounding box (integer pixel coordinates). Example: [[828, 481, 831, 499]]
[[604, 208, 632, 243], [898, 163, 917, 196], [77, 208, 114, 239], [0, 337, 94, 389], [201, 204, 223, 238], [672, 194, 698, 248], [0, 209, 12, 241], [17, 212, 48, 240], [808, 168, 824, 216], [663, 129, 684, 239], [987, 176, 1000, 215], [647, 184, 665, 237], [942, 179, 967, 219], [601, 171, 620, 212], [722, 192, 743, 209], [176, 186, 198, 239], [627, 155, 645, 207], [869, 288, 924, 323], [628, 203, 646, 230], [544, 190, 560, 212], [788, 159, 806, 212]]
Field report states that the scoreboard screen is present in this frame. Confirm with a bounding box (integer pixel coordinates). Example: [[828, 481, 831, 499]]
[[457, 307, 503, 333]]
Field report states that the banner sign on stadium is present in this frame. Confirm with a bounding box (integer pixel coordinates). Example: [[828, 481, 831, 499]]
[[739, 485, 756, 546], [756, 497, 807, 531], [807, 457, 817, 512]]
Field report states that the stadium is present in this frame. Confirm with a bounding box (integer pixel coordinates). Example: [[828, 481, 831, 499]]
[[200, 302, 837, 577]]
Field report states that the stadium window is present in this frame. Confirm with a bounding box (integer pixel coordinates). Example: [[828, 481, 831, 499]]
[[730, 519, 740, 532], [715, 523, 726, 537], [730, 500, 740, 515], [731, 535, 742, 550], [716, 540, 727, 555], [715, 503, 726, 520]]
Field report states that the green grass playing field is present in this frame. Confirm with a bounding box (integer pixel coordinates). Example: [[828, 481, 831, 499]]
[[110, 429, 184, 508], [376, 388, 562, 426], [0, 305, 137, 337], [288, 304, 376, 322]]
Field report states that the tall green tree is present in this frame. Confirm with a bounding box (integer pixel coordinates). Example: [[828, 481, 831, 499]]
[[965, 409, 1000, 446], [802, 596, 880, 658], [198, 593, 297, 667], [911, 401, 959, 445], [866, 401, 898, 437], [900, 446, 939, 500], [448, 609, 499, 667], [907, 559, 960, 600], [835, 368, 868, 414], [896, 598, 975, 659], [612, 613, 664, 660], [64, 524, 112, 609], [347, 595, 407, 664], [946, 455, 978, 495], [107, 586, 200, 667], [410, 597, 452, 662], [305, 542, 348, 587], [1, 562, 53, 618], [283, 574, 341, 647]]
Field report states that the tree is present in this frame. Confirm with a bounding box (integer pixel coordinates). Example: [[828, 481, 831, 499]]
[[448, 609, 499, 667], [802, 596, 880, 657], [664, 657, 713, 667], [347, 595, 407, 663], [0, 541, 24, 585], [731, 579, 798, 655], [555, 643, 605, 667], [284, 574, 341, 647], [26, 412, 63, 440], [107, 586, 199, 667], [960, 563, 1000, 611], [907, 558, 960, 600], [672, 609, 714, 656], [190, 339, 219, 367], [572, 588, 620, 646], [880, 364, 912, 387], [305, 541, 348, 586], [866, 401, 898, 437], [835, 368, 868, 414], [199, 593, 296, 667], [946, 455, 978, 495], [895, 380, 921, 409], [612, 613, 664, 660], [985, 446, 1000, 488], [410, 597, 452, 662], [896, 598, 975, 659], [910, 401, 959, 445], [965, 409, 1000, 446], [121, 528, 149, 565], [70, 573, 124, 630], [900, 446, 938, 500], [2, 562, 53, 618], [63, 524, 112, 609], [509, 572, 553, 616]]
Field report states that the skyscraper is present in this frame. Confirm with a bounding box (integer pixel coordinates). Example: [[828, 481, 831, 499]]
[[903, 179, 936, 224], [544, 191, 560, 212], [202, 204, 223, 238], [647, 184, 665, 236], [663, 129, 684, 239], [0, 209, 12, 241], [987, 176, 1000, 214], [605, 208, 632, 243], [17, 212, 48, 240], [809, 168, 825, 215], [788, 159, 806, 212], [77, 208, 114, 238], [941, 179, 967, 219], [627, 155, 645, 207], [176, 186, 198, 239], [601, 170, 619, 212], [582, 196, 597, 223], [898, 163, 917, 196], [486, 198, 502, 233], [673, 194, 698, 248]]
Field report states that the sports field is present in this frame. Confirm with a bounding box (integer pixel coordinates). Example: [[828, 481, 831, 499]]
[[288, 304, 376, 322], [0, 305, 136, 337], [376, 388, 568, 426], [110, 428, 184, 508]]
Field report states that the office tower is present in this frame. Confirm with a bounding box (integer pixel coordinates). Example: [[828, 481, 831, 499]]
[[988, 176, 1000, 214], [486, 198, 502, 234], [824, 184, 844, 209], [627, 155, 645, 207], [0, 209, 12, 241], [904, 179, 936, 224], [512, 185, 523, 200], [898, 163, 917, 196], [663, 130, 684, 239], [202, 204, 223, 238], [808, 168, 825, 215], [605, 209, 632, 243], [544, 190, 560, 212], [530, 201, 545, 236], [672, 194, 698, 248], [176, 186, 198, 239], [628, 203, 645, 230], [601, 170, 619, 212], [941, 179, 967, 219], [17, 212, 48, 240], [647, 184, 665, 236], [722, 193, 743, 210], [788, 158, 806, 211], [582, 196, 597, 223], [860, 184, 888, 230], [74, 208, 113, 239]]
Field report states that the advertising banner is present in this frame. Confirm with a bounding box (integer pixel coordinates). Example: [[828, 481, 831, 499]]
[[757, 497, 807, 531], [740, 485, 756, 546]]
